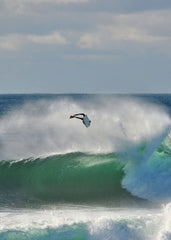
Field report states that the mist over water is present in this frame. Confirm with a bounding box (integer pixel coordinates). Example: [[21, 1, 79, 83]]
[[0, 95, 170, 160]]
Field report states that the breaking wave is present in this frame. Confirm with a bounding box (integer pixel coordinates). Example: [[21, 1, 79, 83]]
[[0, 95, 170, 205]]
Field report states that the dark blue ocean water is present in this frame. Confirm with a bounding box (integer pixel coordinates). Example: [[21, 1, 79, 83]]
[[0, 94, 170, 240]]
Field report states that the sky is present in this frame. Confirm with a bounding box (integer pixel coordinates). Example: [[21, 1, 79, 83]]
[[0, 0, 171, 93]]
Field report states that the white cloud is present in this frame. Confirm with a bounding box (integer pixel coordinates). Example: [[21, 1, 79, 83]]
[[0, 34, 22, 51], [0, 32, 67, 51], [28, 32, 67, 45], [78, 26, 167, 49], [78, 9, 171, 52], [1, 9, 171, 56]]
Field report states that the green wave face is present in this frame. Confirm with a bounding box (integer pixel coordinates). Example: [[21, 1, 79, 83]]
[[0, 153, 130, 205], [0, 133, 170, 206], [0, 133, 170, 207]]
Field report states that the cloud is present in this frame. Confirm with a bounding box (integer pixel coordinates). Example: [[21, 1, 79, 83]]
[[0, 32, 67, 51], [28, 32, 67, 45], [78, 10, 171, 52], [1, 9, 171, 56], [0, 34, 21, 51], [78, 26, 167, 49]]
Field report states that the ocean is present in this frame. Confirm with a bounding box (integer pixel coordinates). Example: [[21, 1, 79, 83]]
[[0, 94, 170, 240]]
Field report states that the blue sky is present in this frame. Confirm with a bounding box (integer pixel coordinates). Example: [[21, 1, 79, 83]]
[[0, 0, 171, 93]]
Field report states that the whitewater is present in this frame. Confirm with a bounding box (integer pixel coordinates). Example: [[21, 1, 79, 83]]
[[0, 94, 170, 240]]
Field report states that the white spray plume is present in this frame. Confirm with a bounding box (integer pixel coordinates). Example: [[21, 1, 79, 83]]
[[0, 96, 170, 160]]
